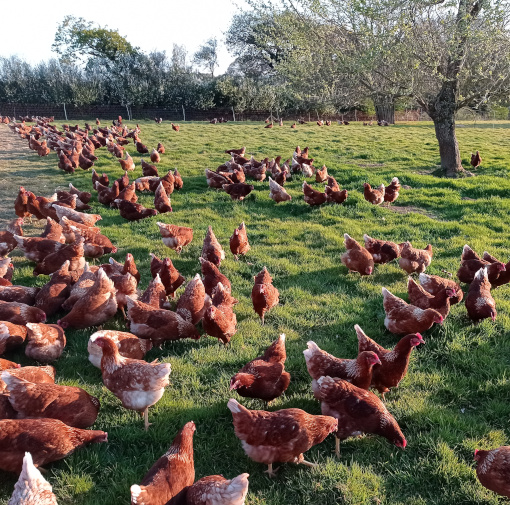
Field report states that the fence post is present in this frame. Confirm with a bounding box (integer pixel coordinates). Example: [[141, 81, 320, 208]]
[[182, 105, 186, 122], [63, 103, 68, 121], [232, 107, 235, 122]]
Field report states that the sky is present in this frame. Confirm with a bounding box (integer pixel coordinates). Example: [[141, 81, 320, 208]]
[[0, 0, 247, 73]]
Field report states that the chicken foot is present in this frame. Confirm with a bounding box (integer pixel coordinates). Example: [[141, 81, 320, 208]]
[[144, 407, 152, 431], [300, 459, 318, 469], [264, 463, 279, 478]]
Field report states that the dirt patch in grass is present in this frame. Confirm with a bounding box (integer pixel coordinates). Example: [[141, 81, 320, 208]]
[[388, 204, 439, 219], [0, 125, 58, 227]]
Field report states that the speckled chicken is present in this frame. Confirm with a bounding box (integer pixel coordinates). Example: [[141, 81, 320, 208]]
[[303, 182, 327, 206], [355, 325, 423, 399], [407, 277, 455, 318], [341, 234, 374, 275], [457, 245, 505, 284], [93, 334, 171, 430], [0, 365, 55, 394], [127, 298, 200, 346], [383, 177, 400, 203], [465, 267, 497, 321], [312, 376, 406, 457], [1, 372, 100, 428], [186, 473, 249, 505], [0, 285, 39, 305], [230, 222, 250, 260], [363, 183, 385, 205], [0, 301, 46, 326], [202, 226, 225, 267], [398, 241, 433, 274], [130, 421, 195, 505], [7, 452, 58, 505], [230, 334, 290, 403], [25, 323, 66, 363], [474, 446, 510, 498], [363, 235, 401, 264], [418, 273, 463, 304], [88, 330, 152, 368], [304, 341, 381, 390], [55, 206, 102, 227], [251, 267, 279, 324], [176, 274, 209, 325], [268, 177, 291, 203], [0, 322, 27, 355], [58, 269, 117, 329], [227, 398, 337, 476], [157, 222, 193, 253], [382, 287, 443, 334], [0, 418, 107, 473]]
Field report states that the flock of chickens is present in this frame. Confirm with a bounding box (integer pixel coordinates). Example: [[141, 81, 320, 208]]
[[0, 114, 507, 504]]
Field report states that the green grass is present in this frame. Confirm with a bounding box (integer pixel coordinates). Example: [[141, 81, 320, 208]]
[[0, 120, 509, 504]]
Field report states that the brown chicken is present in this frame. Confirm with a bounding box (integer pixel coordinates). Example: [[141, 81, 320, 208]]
[[0, 418, 107, 473], [407, 277, 455, 318], [471, 151, 482, 168], [186, 473, 249, 505], [457, 245, 505, 284], [341, 234, 374, 275], [355, 325, 423, 399], [61, 263, 96, 311], [15, 187, 31, 219], [96, 180, 120, 206], [130, 422, 195, 505], [154, 181, 172, 213], [315, 165, 328, 183], [157, 222, 193, 253], [418, 273, 463, 304], [0, 218, 23, 257], [69, 183, 91, 204], [157, 142, 165, 154], [222, 183, 255, 201], [363, 183, 385, 205], [150, 256, 185, 298], [1, 372, 100, 428], [173, 169, 183, 190], [382, 287, 443, 334], [88, 330, 152, 368], [13, 235, 64, 263], [176, 274, 209, 325], [0, 322, 27, 355], [251, 267, 279, 324], [200, 258, 231, 296], [230, 222, 250, 260], [202, 226, 225, 267], [40, 217, 66, 242], [324, 185, 348, 204], [58, 269, 117, 329], [149, 148, 161, 164], [268, 177, 291, 203], [92, 170, 109, 187], [136, 141, 149, 154], [398, 242, 433, 274], [312, 376, 406, 456], [363, 235, 401, 264], [0, 365, 55, 394], [384, 177, 400, 203], [465, 267, 497, 321], [171, 123, 180, 132], [206, 169, 233, 189], [303, 182, 327, 206], [0, 301, 46, 326], [127, 298, 200, 346], [115, 200, 158, 221], [230, 333, 290, 402], [109, 271, 138, 318], [140, 274, 167, 309], [228, 398, 337, 476], [0, 258, 14, 282], [0, 285, 38, 305], [0, 358, 20, 371], [7, 452, 58, 504], [202, 283, 237, 345], [304, 341, 381, 390], [25, 323, 66, 363], [55, 206, 102, 227], [482, 251, 510, 288], [474, 446, 510, 498], [105, 254, 140, 284], [93, 335, 171, 430], [32, 237, 85, 276]]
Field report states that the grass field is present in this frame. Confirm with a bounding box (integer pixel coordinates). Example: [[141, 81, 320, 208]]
[[0, 119, 509, 505]]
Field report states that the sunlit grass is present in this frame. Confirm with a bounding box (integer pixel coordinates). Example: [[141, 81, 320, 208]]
[[0, 120, 509, 504]]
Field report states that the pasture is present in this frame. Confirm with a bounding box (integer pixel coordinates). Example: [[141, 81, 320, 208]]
[[0, 120, 509, 505]]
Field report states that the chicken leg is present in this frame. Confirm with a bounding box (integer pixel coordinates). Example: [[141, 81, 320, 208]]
[[264, 463, 278, 478], [144, 407, 152, 431], [335, 437, 341, 458], [300, 460, 318, 468]]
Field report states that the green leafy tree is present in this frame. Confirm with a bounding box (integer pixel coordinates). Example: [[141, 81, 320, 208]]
[[52, 16, 138, 65], [193, 38, 219, 77]]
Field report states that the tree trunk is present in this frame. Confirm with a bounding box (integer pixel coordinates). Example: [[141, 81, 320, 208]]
[[374, 95, 395, 124], [433, 116, 465, 177]]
